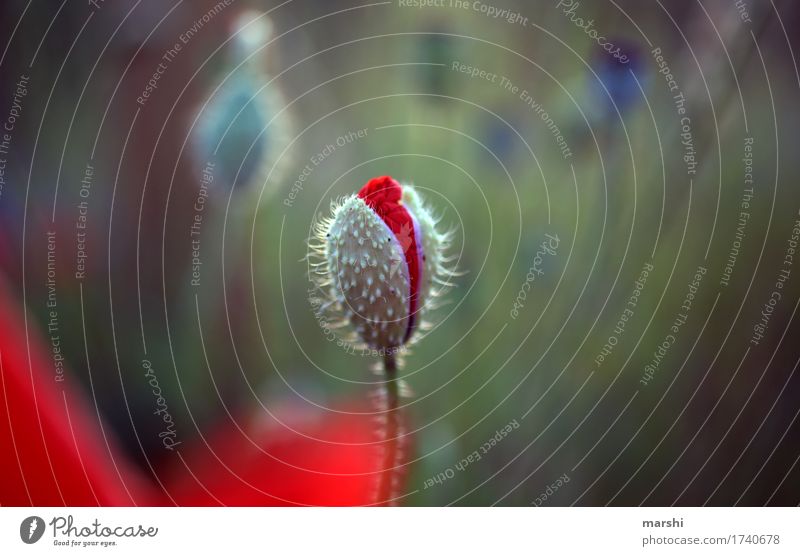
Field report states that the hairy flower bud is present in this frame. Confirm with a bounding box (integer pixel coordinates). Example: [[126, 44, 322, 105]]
[[311, 176, 453, 351]]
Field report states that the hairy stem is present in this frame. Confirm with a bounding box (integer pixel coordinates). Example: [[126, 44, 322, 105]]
[[378, 352, 400, 506]]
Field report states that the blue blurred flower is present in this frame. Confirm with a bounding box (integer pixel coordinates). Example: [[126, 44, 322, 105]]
[[193, 70, 271, 191], [590, 39, 645, 119], [191, 12, 290, 196]]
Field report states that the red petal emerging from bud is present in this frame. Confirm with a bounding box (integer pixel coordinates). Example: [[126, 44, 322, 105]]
[[358, 176, 423, 342]]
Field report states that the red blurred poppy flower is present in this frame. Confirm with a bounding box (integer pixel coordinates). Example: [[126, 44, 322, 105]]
[[163, 403, 409, 506], [0, 278, 408, 506]]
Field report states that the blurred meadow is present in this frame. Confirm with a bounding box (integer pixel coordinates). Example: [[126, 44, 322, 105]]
[[1, 0, 799, 506]]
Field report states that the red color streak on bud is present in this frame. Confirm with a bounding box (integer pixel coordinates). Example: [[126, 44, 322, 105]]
[[358, 176, 422, 343]]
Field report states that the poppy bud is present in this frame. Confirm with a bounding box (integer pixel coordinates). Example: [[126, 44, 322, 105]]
[[311, 176, 453, 351]]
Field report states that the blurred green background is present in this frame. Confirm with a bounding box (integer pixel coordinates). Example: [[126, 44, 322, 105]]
[[1, 0, 799, 505]]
